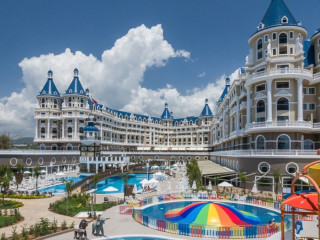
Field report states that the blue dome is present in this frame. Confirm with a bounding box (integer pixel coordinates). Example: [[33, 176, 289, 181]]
[[84, 122, 98, 132]]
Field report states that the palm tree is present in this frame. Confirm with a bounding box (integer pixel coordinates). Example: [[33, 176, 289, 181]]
[[65, 180, 73, 215], [272, 168, 281, 196], [14, 163, 24, 190], [92, 174, 99, 205], [214, 176, 220, 187], [0, 166, 13, 206], [239, 172, 248, 190], [33, 166, 41, 194], [120, 173, 129, 201]]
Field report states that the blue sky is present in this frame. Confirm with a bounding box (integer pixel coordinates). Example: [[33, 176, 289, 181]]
[[0, 0, 319, 136], [1, 0, 319, 96]]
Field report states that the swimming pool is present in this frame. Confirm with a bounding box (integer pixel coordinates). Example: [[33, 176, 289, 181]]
[[92, 173, 153, 194], [38, 176, 85, 194], [141, 201, 281, 225], [96, 235, 179, 240]]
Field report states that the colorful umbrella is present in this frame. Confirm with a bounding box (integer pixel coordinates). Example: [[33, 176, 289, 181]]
[[164, 202, 261, 226], [283, 192, 318, 211]]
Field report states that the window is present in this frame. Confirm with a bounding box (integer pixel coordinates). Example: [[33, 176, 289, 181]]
[[264, 35, 269, 42], [257, 117, 265, 122], [304, 140, 314, 150], [273, 48, 277, 56], [290, 48, 293, 55], [257, 68, 265, 73], [257, 39, 263, 50], [277, 135, 290, 149], [309, 87, 315, 95], [277, 64, 289, 69], [67, 144, 73, 151], [309, 103, 315, 111], [41, 128, 45, 134], [256, 84, 266, 92], [303, 88, 307, 94], [277, 98, 289, 111], [272, 33, 277, 40], [279, 46, 288, 54], [258, 162, 270, 174], [289, 31, 294, 39], [278, 116, 289, 121], [256, 136, 265, 150], [67, 127, 72, 133], [303, 103, 307, 110], [276, 82, 289, 89], [257, 100, 265, 113], [52, 128, 57, 134], [281, 16, 288, 24], [286, 162, 299, 174]]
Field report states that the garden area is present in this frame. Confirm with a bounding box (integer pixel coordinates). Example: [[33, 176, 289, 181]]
[[0, 200, 23, 228], [0, 218, 74, 240], [49, 193, 117, 217]]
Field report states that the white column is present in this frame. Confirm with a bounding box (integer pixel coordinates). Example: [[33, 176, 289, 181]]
[[35, 120, 38, 138], [246, 86, 251, 125], [267, 80, 273, 122], [230, 116, 233, 132], [236, 99, 240, 131], [222, 111, 225, 139], [74, 119, 78, 138], [100, 122, 103, 141], [62, 119, 65, 139], [47, 120, 50, 139], [297, 78, 303, 121]]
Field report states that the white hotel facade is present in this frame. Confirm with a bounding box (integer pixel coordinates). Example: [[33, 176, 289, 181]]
[[32, 0, 320, 190]]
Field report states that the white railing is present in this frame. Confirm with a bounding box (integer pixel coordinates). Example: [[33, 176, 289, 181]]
[[210, 150, 317, 157], [246, 121, 313, 130], [0, 150, 79, 155], [313, 72, 320, 80], [247, 68, 313, 82]]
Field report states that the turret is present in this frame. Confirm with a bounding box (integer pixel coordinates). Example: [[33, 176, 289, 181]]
[[80, 114, 101, 158]]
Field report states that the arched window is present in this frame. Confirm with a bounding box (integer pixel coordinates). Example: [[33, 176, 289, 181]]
[[277, 134, 290, 150], [257, 100, 265, 113], [42, 98, 45, 103], [281, 16, 288, 24], [67, 144, 73, 151], [67, 127, 72, 133], [257, 39, 263, 50], [79, 127, 84, 134], [51, 144, 57, 150], [41, 128, 45, 134], [40, 144, 46, 150], [279, 33, 288, 44], [277, 98, 289, 111], [54, 99, 57, 104], [304, 140, 314, 150], [256, 135, 265, 150], [52, 128, 57, 134]]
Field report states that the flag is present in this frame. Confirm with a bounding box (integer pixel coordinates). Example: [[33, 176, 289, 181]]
[[92, 98, 98, 105]]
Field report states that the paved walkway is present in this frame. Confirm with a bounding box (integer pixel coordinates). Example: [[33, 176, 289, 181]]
[[0, 196, 81, 238]]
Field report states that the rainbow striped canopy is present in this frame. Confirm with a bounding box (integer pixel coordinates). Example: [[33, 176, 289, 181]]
[[164, 202, 261, 226]]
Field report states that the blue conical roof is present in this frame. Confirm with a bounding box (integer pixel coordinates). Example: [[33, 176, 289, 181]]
[[161, 103, 171, 119], [65, 68, 86, 96], [257, 0, 298, 32], [38, 70, 61, 97], [200, 99, 213, 117], [218, 78, 231, 103]]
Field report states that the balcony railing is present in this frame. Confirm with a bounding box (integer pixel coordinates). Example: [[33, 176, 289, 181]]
[[247, 68, 313, 82], [210, 150, 317, 156], [246, 121, 313, 130]]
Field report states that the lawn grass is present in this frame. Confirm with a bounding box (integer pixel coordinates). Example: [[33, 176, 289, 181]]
[[50, 197, 117, 216], [0, 200, 23, 209]]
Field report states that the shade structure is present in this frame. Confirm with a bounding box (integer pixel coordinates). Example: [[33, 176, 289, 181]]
[[103, 186, 118, 192], [40, 170, 47, 173], [192, 180, 197, 190], [56, 172, 65, 176], [252, 183, 258, 193], [218, 181, 233, 187], [283, 192, 318, 211], [24, 171, 31, 174], [132, 184, 138, 195], [164, 202, 261, 226], [208, 181, 213, 191]]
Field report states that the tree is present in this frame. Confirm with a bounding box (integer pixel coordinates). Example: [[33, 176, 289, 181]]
[[0, 134, 10, 149], [239, 172, 248, 190], [0, 166, 13, 206], [33, 166, 41, 194], [14, 163, 24, 190], [65, 180, 73, 215], [272, 168, 281, 196], [92, 174, 99, 205], [214, 176, 220, 187], [120, 173, 129, 201]]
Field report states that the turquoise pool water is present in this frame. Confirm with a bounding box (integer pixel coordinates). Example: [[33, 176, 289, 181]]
[[141, 201, 282, 225], [38, 176, 85, 194], [92, 173, 153, 194]]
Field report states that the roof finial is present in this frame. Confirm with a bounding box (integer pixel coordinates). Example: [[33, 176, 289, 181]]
[[226, 77, 230, 86], [165, 103, 168, 108], [48, 69, 53, 79], [74, 68, 79, 77], [205, 99, 208, 104]]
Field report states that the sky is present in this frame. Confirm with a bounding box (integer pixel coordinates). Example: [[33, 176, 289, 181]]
[[0, 0, 319, 137]]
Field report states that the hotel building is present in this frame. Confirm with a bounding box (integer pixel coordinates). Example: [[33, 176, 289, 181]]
[[30, 0, 320, 191]]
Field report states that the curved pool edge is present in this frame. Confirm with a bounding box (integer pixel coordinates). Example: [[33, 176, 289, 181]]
[[93, 234, 181, 240]]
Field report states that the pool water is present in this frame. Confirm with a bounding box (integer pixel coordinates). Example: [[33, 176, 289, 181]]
[[38, 176, 85, 194], [141, 201, 281, 225], [92, 173, 153, 194]]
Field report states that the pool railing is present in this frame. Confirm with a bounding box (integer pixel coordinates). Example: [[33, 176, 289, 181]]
[[126, 192, 301, 239]]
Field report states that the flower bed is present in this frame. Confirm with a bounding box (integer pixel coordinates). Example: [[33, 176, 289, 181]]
[[0, 194, 48, 200], [0, 200, 23, 209]]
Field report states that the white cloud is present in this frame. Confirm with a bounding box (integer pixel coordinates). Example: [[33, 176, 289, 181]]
[[0, 24, 238, 137], [198, 72, 206, 78]]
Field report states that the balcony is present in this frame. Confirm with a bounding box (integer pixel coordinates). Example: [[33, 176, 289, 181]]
[[245, 121, 313, 133], [246, 68, 313, 85], [239, 102, 246, 111]]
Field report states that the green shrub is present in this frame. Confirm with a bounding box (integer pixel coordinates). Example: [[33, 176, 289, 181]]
[[70, 221, 75, 228], [11, 226, 19, 240], [51, 218, 58, 233], [61, 220, 67, 230], [39, 218, 51, 236], [0, 233, 7, 240], [28, 225, 34, 235], [34, 223, 41, 238], [21, 225, 28, 240]]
